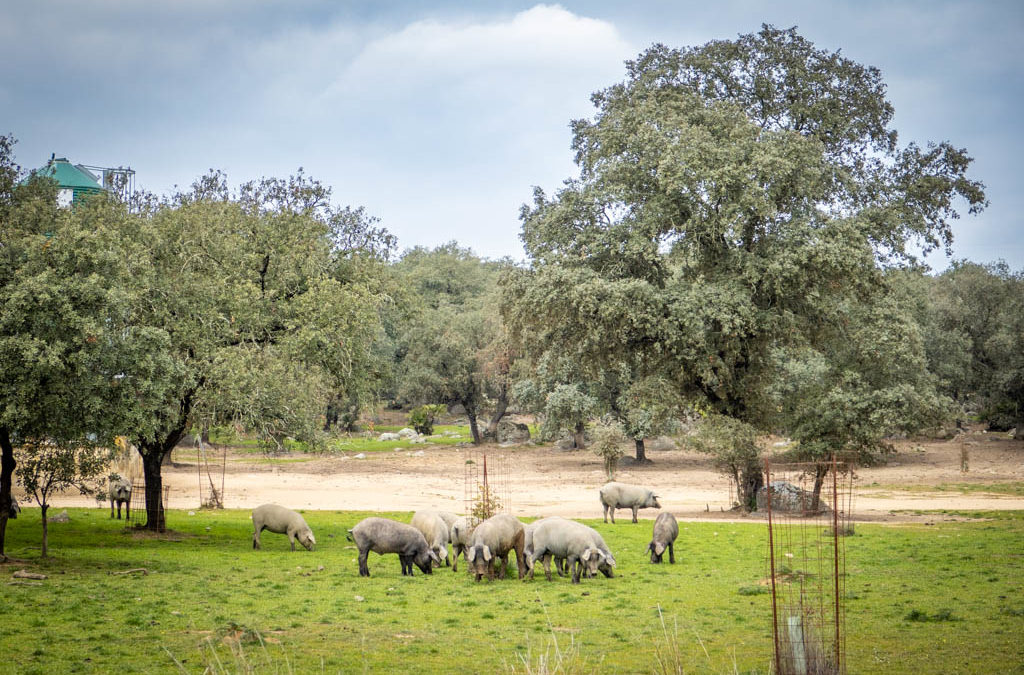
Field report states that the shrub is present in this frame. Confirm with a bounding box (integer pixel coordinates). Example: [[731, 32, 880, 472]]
[[409, 404, 446, 435]]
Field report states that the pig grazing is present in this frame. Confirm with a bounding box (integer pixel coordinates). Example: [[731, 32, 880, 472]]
[[449, 516, 476, 572], [599, 482, 661, 523], [465, 513, 526, 581], [410, 511, 451, 567], [524, 517, 568, 579], [252, 504, 316, 551], [109, 477, 132, 520], [6, 495, 20, 519], [647, 512, 679, 563], [348, 517, 439, 577], [530, 518, 616, 583]]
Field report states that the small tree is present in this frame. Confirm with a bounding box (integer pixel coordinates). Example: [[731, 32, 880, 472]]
[[16, 441, 113, 556], [688, 414, 763, 511], [408, 404, 445, 435], [591, 421, 626, 480]]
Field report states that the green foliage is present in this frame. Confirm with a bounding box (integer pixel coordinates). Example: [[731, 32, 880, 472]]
[[589, 421, 626, 480], [393, 244, 515, 443], [408, 404, 445, 435], [505, 26, 985, 482], [15, 441, 113, 555], [688, 414, 762, 510], [921, 261, 1024, 434]]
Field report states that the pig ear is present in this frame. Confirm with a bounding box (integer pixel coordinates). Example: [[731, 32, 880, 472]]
[[429, 550, 440, 564], [482, 545, 492, 562], [466, 547, 477, 562], [581, 549, 592, 562], [309, 534, 316, 544], [654, 543, 665, 555], [438, 548, 448, 561]]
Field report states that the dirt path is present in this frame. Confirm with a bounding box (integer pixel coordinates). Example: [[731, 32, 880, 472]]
[[50, 428, 1018, 523]]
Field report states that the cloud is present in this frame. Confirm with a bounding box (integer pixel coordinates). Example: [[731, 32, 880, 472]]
[[318, 5, 633, 123]]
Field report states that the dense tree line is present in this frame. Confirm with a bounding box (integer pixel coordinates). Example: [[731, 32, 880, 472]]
[[2, 27, 1016, 555]]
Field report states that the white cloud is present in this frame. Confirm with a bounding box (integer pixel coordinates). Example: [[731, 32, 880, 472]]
[[319, 5, 633, 117]]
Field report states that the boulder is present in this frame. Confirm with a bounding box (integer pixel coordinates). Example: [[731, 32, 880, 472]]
[[495, 420, 531, 444], [756, 481, 830, 514], [397, 427, 419, 439], [646, 436, 677, 452], [378, 432, 400, 441]]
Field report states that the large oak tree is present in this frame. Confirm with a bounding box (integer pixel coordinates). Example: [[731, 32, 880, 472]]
[[504, 26, 985, 505]]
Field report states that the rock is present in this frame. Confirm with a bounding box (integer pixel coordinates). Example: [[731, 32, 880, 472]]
[[409, 436, 426, 444], [646, 436, 677, 452], [396, 427, 418, 439], [756, 481, 830, 514], [47, 509, 70, 523], [354, 453, 366, 459], [378, 432, 400, 441], [555, 438, 576, 451], [495, 420, 531, 444]]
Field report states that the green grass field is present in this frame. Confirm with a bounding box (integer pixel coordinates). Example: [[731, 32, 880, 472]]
[[2, 508, 1022, 673]]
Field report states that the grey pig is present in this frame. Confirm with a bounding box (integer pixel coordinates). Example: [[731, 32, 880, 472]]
[[251, 504, 316, 551], [449, 516, 475, 572], [348, 517, 439, 577], [599, 481, 661, 523], [530, 517, 616, 583], [647, 512, 678, 563], [109, 477, 132, 520], [6, 495, 20, 519], [465, 513, 526, 581], [410, 510, 451, 567], [524, 518, 568, 578]]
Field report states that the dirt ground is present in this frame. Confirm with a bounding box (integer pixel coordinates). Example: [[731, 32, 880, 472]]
[[52, 426, 1020, 524]]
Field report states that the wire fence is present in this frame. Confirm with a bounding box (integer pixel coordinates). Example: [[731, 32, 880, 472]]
[[764, 456, 856, 675]]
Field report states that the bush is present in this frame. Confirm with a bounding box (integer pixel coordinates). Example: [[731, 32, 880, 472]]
[[409, 404, 446, 435]]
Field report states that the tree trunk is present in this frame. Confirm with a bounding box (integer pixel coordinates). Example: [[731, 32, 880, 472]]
[[40, 503, 49, 558], [738, 462, 764, 512], [483, 393, 509, 439], [0, 427, 14, 561], [634, 438, 650, 464], [572, 421, 586, 449], [809, 463, 828, 513], [466, 405, 481, 445], [140, 445, 167, 531]]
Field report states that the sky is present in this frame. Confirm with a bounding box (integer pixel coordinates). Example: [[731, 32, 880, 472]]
[[3, 1, 1022, 270]]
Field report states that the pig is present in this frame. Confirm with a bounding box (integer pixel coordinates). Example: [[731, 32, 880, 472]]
[[524, 517, 568, 579], [449, 516, 476, 572], [599, 481, 661, 523], [410, 510, 451, 567], [647, 512, 679, 563], [251, 504, 316, 551], [348, 517, 439, 577], [109, 477, 132, 520], [465, 513, 526, 581], [530, 518, 616, 583]]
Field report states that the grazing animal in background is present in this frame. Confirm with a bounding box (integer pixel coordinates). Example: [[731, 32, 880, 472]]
[[410, 511, 451, 567], [647, 512, 679, 564], [465, 513, 526, 582], [6, 496, 20, 519], [449, 516, 476, 572], [530, 517, 616, 583], [251, 504, 316, 551], [348, 517, 439, 577], [109, 477, 132, 520], [599, 481, 661, 523]]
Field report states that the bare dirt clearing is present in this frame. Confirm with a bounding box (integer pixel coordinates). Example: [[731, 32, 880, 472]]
[[145, 429, 1024, 523], [35, 429, 1024, 522]]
